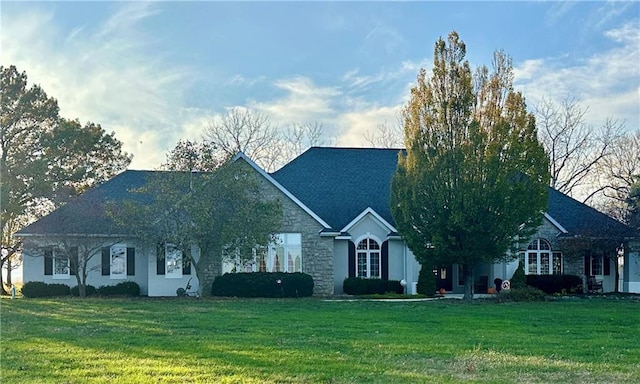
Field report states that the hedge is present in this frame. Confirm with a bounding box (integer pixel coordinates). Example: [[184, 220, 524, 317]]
[[343, 277, 404, 295], [21, 282, 71, 298], [97, 281, 140, 296], [211, 272, 314, 297], [70, 285, 98, 297], [525, 274, 582, 294]]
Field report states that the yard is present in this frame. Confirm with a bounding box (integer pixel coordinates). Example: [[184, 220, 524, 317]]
[[1, 297, 639, 383]]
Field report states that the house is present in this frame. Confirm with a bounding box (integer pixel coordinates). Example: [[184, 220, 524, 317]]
[[17, 147, 640, 296]]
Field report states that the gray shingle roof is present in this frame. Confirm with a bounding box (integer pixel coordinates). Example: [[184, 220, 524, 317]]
[[271, 147, 404, 230], [16, 147, 638, 240], [548, 187, 636, 238], [16, 170, 156, 236]]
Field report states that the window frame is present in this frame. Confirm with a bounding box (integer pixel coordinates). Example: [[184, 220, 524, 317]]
[[110, 244, 127, 280], [165, 243, 183, 279], [354, 236, 381, 279], [52, 249, 70, 280], [522, 238, 562, 275], [269, 233, 302, 273]]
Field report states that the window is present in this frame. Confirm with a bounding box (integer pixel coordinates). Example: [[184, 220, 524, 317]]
[[221, 234, 302, 274], [44, 248, 69, 279], [44, 247, 77, 279], [165, 243, 183, 279], [522, 239, 562, 275], [102, 245, 135, 277], [585, 254, 609, 276], [269, 233, 302, 273], [355, 237, 381, 279]]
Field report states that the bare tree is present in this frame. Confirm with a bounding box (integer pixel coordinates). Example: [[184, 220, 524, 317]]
[[536, 97, 625, 201], [364, 121, 404, 149], [279, 122, 333, 166], [591, 130, 640, 221], [203, 107, 281, 171], [203, 107, 333, 172]]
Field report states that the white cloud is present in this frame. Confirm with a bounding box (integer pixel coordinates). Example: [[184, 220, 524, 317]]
[[514, 23, 639, 131], [336, 105, 401, 147], [1, 3, 192, 170], [249, 76, 341, 125]]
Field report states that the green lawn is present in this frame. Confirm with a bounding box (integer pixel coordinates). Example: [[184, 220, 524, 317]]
[[1, 297, 639, 383]]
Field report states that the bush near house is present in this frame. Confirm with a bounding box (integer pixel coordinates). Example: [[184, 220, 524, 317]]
[[342, 277, 404, 296], [70, 285, 98, 297], [495, 286, 548, 302], [510, 263, 527, 289], [211, 272, 314, 298], [417, 266, 437, 297], [97, 282, 141, 296], [525, 274, 582, 294], [21, 282, 71, 298]]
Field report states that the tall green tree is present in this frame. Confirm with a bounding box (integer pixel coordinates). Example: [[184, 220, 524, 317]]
[[111, 154, 282, 296], [391, 32, 549, 300], [1, 65, 132, 293]]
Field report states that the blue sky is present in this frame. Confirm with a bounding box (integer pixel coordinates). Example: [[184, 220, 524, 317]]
[[2, 1, 638, 170]]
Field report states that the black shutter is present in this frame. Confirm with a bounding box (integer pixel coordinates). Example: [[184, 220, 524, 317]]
[[348, 241, 355, 278], [603, 255, 611, 276], [183, 259, 191, 275], [44, 248, 53, 275], [381, 240, 389, 280], [70, 247, 78, 276], [102, 247, 110, 276], [127, 248, 135, 276], [584, 255, 590, 276], [157, 243, 165, 275]]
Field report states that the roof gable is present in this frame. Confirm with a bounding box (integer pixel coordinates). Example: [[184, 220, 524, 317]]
[[271, 147, 403, 230]]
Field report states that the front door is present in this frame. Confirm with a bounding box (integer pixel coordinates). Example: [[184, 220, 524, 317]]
[[434, 265, 453, 291]]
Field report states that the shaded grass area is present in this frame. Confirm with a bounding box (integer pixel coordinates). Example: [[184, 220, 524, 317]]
[[1, 297, 639, 383]]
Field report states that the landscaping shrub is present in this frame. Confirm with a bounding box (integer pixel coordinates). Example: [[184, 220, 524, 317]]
[[510, 262, 526, 289], [211, 272, 314, 298], [70, 285, 97, 297], [97, 281, 140, 296], [342, 278, 404, 295], [21, 282, 70, 298], [495, 286, 547, 302], [525, 274, 582, 294], [417, 266, 436, 297]]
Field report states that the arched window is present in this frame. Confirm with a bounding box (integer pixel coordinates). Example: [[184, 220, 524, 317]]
[[356, 237, 381, 278], [520, 238, 562, 275]]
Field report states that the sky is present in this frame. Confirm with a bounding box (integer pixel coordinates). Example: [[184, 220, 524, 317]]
[[1, 1, 639, 170]]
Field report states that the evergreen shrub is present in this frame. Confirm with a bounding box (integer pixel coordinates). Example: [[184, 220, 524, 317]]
[[495, 286, 547, 302], [21, 282, 70, 298], [211, 272, 314, 297], [70, 285, 98, 297], [342, 278, 404, 295], [525, 274, 582, 294], [417, 266, 436, 297], [97, 281, 140, 296], [510, 263, 526, 289]]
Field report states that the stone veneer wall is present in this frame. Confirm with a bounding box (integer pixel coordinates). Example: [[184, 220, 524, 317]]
[[236, 159, 335, 296]]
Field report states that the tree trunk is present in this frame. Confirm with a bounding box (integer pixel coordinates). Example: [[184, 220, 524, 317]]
[[463, 264, 474, 301], [0, 260, 7, 295], [6, 257, 13, 287], [194, 252, 222, 297]]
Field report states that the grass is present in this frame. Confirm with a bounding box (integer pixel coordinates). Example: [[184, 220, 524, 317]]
[[1, 297, 639, 383]]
